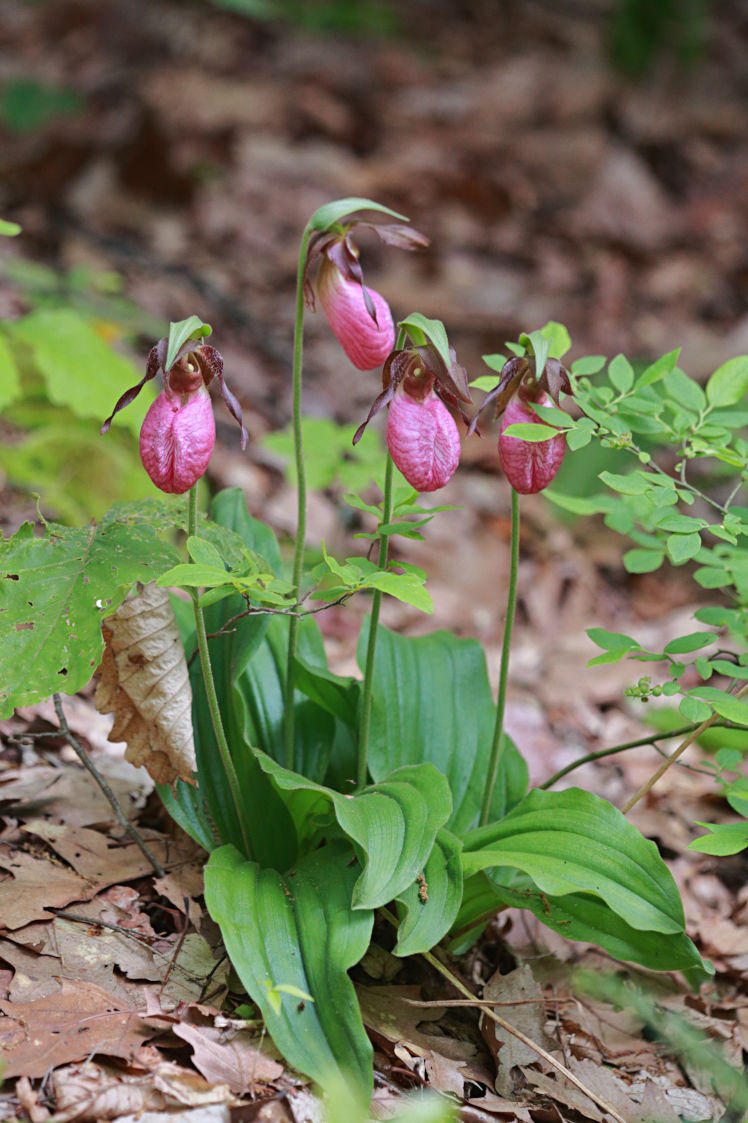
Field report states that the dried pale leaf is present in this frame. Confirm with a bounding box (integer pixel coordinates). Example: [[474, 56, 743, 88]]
[[522, 1068, 606, 1121], [0, 933, 62, 1002], [14, 1075, 50, 1123], [568, 1058, 651, 1123], [95, 582, 196, 784], [479, 963, 555, 1097], [0, 978, 153, 1077], [172, 1021, 283, 1092], [0, 757, 150, 827], [52, 1063, 166, 1122]]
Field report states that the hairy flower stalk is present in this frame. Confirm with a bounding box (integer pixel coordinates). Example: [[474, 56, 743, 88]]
[[102, 335, 247, 495], [499, 391, 566, 494]]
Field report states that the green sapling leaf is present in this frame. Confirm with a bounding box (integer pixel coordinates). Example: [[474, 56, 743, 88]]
[[705, 356, 748, 408]]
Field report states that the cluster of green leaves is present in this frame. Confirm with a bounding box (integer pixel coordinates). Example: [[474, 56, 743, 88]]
[[0, 275, 165, 521], [160, 490, 708, 1099], [586, 624, 748, 732]]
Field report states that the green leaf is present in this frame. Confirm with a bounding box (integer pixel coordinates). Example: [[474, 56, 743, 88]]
[[688, 822, 748, 856], [358, 625, 528, 834], [0, 333, 21, 409], [634, 349, 680, 390], [666, 532, 702, 565], [157, 778, 217, 852], [0, 219, 21, 236], [307, 196, 409, 232], [366, 570, 433, 613], [608, 354, 634, 394], [486, 871, 705, 974], [663, 632, 715, 655], [255, 756, 452, 910], [204, 842, 374, 1097], [0, 511, 181, 717], [164, 316, 212, 373], [470, 374, 501, 392], [292, 657, 360, 729], [502, 422, 559, 443], [706, 356, 748, 408], [529, 402, 573, 427], [688, 687, 748, 727], [654, 513, 706, 533], [462, 788, 688, 935], [9, 309, 149, 435], [538, 321, 571, 359], [623, 548, 665, 574], [694, 565, 730, 589], [679, 696, 712, 724], [587, 627, 640, 652], [398, 313, 451, 371], [392, 828, 463, 957], [571, 355, 606, 375], [543, 489, 605, 515], [599, 470, 649, 495]]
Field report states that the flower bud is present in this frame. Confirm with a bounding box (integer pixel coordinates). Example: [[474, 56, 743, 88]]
[[316, 257, 395, 370], [139, 386, 216, 494], [387, 386, 460, 492], [499, 393, 565, 494]]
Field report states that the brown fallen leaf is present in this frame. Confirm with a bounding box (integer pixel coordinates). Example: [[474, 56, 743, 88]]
[[173, 1020, 283, 1093], [479, 963, 555, 1098], [52, 1058, 234, 1122], [0, 978, 153, 1078], [0, 844, 90, 930], [95, 582, 196, 785]]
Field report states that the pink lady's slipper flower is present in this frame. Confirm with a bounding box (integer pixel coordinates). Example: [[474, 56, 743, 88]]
[[102, 337, 247, 495], [304, 220, 427, 371], [469, 354, 572, 495], [354, 345, 472, 493], [316, 256, 394, 370], [499, 391, 566, 495]]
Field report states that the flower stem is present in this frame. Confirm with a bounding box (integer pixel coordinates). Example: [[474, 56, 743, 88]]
[[188, 485, 252, 857], [480, 486, 520, 826], [284, 224, 313, 771], [356, 451, 395, 791]]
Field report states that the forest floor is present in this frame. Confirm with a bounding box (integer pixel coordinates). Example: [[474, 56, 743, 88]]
[[1, 1, 748, 1120]]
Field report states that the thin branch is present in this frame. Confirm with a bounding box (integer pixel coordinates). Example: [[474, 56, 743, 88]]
[[540, 720, 731, 790], [52, 695, 166, 878], [621, 682, 748, 814]]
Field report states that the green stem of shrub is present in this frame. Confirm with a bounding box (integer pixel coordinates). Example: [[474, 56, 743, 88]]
[[480, 486, 520, 826], [356, 451, 395, 791], [189, 484, 252, 858], [540, 720, 731, 790], [284, 224, 313, 771]]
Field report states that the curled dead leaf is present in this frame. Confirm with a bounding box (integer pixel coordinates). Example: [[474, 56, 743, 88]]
[[95, 583, 196, 785]]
